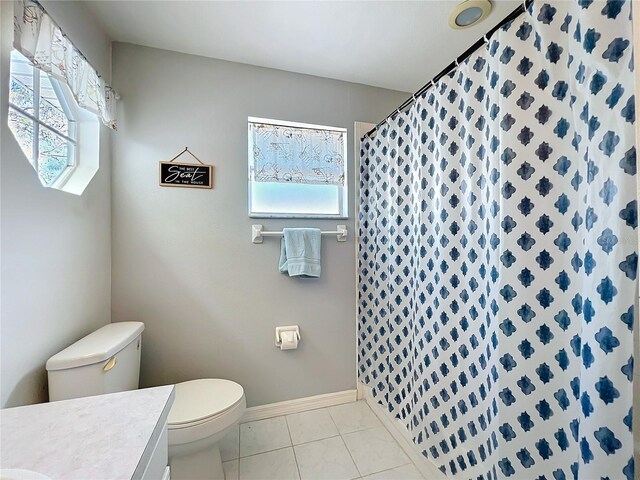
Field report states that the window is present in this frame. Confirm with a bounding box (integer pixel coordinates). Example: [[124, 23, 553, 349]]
[[9, 50, 78, 187], [248, 117, 348, 218], [8, 50, 99, 194]]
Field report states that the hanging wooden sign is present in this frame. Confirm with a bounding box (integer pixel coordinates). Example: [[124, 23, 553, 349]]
[[159, 148, 213, 189]]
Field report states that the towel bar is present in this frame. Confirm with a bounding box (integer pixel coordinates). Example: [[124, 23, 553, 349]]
[[252, 225, 347, 244]]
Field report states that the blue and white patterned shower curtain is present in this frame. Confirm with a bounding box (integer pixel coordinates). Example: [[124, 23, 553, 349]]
[[358, 2, 636, 479]]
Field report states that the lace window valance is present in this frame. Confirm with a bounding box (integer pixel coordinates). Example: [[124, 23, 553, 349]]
[[250, 119, 345, 186], [13, 0, 117, 129]]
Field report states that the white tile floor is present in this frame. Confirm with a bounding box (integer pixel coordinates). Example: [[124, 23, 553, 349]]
[[219, 401, 426, 480]]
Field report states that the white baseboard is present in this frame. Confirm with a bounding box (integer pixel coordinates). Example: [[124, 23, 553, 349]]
[[242, 389, 358, 423], [356, 381, 366, 400], [361, 382, 448, 480]]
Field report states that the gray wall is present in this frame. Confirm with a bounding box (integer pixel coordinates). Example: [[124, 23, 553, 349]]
[[0, 1, 112, 407], [111, 43, 407, 407]]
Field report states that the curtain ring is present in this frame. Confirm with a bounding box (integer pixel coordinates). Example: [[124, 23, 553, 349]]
[[483, 34, 489, 44], [454, 58, 459, 67]]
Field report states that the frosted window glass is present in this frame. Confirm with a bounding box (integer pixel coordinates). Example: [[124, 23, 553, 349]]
[[248, 117, 348, 218]]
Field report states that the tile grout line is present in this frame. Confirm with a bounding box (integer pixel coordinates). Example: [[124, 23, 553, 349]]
[[338, 432, 366, 479], [238, 444, 293, 460], [325, 405, 340, 433], [293, 433, 342, 447], [329, 401, 368, 479], [339, 424, 386, 437], [285, 415, 303, 480]]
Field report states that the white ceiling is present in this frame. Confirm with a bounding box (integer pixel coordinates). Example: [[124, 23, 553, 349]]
[[84, 0, 521, 93]]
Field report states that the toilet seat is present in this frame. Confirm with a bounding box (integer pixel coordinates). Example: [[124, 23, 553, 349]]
[[167, 379, 246, 447], [168, 379, 245, 429]]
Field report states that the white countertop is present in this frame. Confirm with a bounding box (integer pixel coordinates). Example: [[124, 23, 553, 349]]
[[0, 386, 175, 480]]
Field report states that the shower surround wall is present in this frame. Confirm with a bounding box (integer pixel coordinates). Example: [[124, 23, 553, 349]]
[[110, 43, 408, 407], [358, 1, 636, 479]]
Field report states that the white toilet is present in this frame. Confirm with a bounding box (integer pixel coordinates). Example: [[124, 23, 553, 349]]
[[46, 321, 245, 480]]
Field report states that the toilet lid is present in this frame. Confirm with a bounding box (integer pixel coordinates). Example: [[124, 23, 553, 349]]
[[168, 379, 245, 426]]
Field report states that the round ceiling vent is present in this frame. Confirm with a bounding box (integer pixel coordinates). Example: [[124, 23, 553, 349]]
[[449, 0, 492, 29]]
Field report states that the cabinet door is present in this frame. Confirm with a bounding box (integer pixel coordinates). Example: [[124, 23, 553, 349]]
[[140, 424, 168, 480]]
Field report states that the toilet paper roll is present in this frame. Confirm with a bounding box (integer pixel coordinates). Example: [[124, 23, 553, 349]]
[[280, 331, 298, 350]]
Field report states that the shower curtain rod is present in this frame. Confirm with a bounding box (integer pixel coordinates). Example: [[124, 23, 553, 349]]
[[365, 0, 534, 139]]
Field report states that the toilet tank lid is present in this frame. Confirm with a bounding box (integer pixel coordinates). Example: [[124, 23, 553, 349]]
[[46, 322, 145, 371]]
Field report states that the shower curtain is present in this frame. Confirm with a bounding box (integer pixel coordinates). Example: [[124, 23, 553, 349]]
[[357, 1, 636, 479]]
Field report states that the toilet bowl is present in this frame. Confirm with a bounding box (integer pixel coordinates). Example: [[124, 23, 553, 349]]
[[167, 379, 246, 480]]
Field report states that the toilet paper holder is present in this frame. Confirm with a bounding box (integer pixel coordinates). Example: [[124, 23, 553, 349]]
[[275, 326, 300, 349]]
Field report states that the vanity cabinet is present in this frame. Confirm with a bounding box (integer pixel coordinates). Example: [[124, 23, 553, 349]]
[[0, 386, 174, 480]]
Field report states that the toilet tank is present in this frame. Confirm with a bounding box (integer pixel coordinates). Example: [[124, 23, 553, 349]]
[[46, 322, 144, 402]]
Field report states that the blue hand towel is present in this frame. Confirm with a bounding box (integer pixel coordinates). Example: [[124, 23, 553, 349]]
[[278, 228, 322, 278]]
